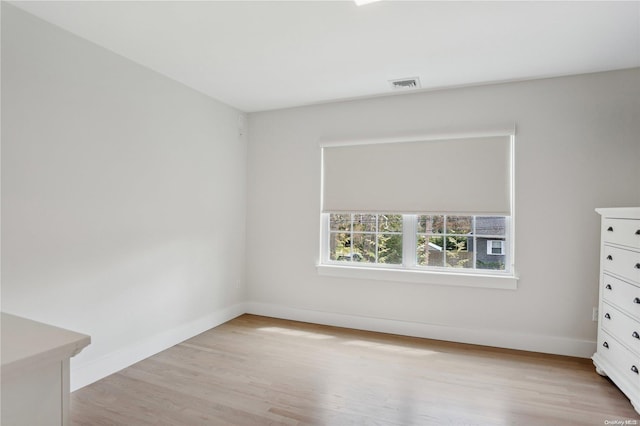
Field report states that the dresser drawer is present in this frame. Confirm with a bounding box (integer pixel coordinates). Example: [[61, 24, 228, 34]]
[[601, 302, 640, 355], [598, 331, 640, 387], [603, 245, 640, 284], [603, 274, 640, 321], [603, 218, 640, 249]]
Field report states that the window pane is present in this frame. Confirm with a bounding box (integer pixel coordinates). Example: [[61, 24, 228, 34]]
[[378, 214, 403, 232], [417, 215, 444, 234], [477, 238, 506, 270], [447, 216, 472, 234], [378, 234, 403, 264], [353, 214, 376, 232], [330, 214, 351, 231], [475, 216, 506, 236], [330, 232, 351, 261], [352, 233, 376, 262], [417, 235, 445, 267], [445, 236, 473, 268]]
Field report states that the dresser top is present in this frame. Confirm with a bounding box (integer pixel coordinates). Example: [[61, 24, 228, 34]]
[[1, 313, 90, 377], [596, 207, 640, 219]]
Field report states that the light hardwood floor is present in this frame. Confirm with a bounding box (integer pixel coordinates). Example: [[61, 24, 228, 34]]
[[72, 314, 640, 425]]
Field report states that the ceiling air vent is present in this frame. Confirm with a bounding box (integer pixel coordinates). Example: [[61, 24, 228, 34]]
[[389, 77, 421, 91]]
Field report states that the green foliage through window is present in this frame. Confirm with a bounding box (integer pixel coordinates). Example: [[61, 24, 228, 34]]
[[328, 214, 509, 272], [330, 214, 403, 265]]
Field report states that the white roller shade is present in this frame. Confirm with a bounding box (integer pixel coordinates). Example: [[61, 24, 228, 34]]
[[322, 135, 512, 215]]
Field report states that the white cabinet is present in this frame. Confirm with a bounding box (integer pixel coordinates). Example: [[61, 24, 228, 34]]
[[1, 313, 90, 426], [593, 207, 640, 414]]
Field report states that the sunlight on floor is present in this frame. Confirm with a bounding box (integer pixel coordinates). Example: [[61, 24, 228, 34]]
[[343, 339, 439, 356], [257, 326, 440, 355], [258, 326, 335, 340]]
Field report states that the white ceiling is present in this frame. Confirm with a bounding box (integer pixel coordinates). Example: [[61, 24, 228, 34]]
[[10, 1, 640, 112]]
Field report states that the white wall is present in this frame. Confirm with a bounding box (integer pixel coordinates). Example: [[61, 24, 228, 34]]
[[1, 4, 247, 389], [246, 68, 640, 357]]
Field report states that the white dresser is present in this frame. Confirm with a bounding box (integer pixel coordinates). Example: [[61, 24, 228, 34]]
[[1, 313, 91, 426], [593, 207, 640, 414]]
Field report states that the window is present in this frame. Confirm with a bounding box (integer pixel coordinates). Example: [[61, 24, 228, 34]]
[[318, 129, 516, 287], [325, 213, 510, 273], [487, 240, 505, 256]]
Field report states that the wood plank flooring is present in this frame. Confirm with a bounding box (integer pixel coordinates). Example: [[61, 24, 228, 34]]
[[71, 314, 640, 425]]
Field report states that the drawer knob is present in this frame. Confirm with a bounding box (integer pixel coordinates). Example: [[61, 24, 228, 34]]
[[636, 229, 640, 235], [605, 313, 611, 319], [607, 226, 614, 232], [632, 366, 639, 374], [606, 284, 613, 290], [635, 263, 640, 270], [633, 332, 640, 339], [635, 298, 640, 304], [606, 255, 613, 261], [603, 341, 609, 348]]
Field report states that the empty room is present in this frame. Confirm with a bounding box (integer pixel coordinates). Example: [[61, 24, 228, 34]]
[[2, 0, 640, 425]]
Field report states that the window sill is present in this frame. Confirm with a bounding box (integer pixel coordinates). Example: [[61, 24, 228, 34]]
[[316, 264, 518, 290]]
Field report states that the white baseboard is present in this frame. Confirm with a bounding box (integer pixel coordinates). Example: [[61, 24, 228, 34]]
[[245, 301, 597, 358], [70, 303, 246, 392]]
